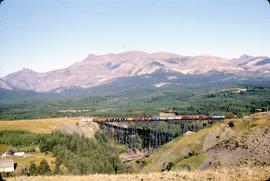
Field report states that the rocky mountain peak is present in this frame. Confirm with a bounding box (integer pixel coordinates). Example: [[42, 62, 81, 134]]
[[1, 51, 269, 92]]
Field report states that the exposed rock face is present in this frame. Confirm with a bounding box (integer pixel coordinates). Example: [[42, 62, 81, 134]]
[[2, 51, 270, 92]]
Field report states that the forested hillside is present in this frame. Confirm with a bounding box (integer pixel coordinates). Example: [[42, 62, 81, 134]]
[[1, 84, 269, 120]]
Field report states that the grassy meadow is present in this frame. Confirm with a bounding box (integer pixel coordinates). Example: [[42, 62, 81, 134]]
[[0, 117, 80, 133]]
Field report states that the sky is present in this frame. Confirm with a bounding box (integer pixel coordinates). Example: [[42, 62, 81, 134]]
[[0, 0, 270, 76]]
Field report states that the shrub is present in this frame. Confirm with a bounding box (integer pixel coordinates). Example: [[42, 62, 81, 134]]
[[166, 162, 175, 171], [179, 164, 191, 171], [228, 121, 235, 128], [38, 159, 50, 175], [188, 150, 198, 157], [29, 161, 37, 176]]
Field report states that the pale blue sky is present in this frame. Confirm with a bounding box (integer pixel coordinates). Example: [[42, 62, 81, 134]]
[[0, 0, 270, 76]]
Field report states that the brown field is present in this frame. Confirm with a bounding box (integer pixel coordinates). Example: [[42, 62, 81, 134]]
[[0, 117, 81, 133], [6, 167, 270, 181]]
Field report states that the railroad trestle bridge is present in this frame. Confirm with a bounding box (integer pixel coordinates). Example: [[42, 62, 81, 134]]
[[94, 116, 224, 149]]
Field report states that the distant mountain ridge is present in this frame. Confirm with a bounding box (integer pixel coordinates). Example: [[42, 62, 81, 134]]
[[1, 51, 270, 92]]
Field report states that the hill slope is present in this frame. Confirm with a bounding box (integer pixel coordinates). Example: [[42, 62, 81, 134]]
[[137, 112, 270, 172], [200, 114, 270, 169]]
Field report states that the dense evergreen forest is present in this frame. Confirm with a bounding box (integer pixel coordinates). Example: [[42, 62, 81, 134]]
[[40, 131, 127, 175], [0, 130, 45, 147], [1, 85, 269, 120]]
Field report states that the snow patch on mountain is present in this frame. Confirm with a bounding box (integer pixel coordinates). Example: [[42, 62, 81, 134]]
[[1, 51, 269, 92]]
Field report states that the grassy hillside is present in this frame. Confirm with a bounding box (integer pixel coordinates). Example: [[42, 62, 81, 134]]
[[200, 113, 270, 169], [136, 112, 270, 172]]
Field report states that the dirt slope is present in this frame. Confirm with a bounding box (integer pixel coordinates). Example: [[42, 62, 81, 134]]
[[200, 121, 270, 169], [57, 121, 99, 138]]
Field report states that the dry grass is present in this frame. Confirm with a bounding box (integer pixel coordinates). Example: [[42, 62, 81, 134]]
[[0, 144, 9, 153], [0, 117, 80, 133], [6, 167, 270, 181], [13, 152, 55, 174]]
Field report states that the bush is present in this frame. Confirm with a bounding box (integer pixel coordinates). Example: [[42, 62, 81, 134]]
[[29, 162, 37, 176], [179, 164, 191, 171], [228, 121, 235, 128], [166, 162, 175, 171], [38, 159, 50, 175], [188, 150, 198, 157], [20, 167, 29, 176]]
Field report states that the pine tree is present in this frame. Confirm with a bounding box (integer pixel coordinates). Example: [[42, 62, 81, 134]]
[[38, 159, 50, 175], [29, 161, 37, 176], [54, 157, 63, 175]]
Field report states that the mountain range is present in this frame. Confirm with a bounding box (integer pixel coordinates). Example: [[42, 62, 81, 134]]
[[1, 51, 270, 92]]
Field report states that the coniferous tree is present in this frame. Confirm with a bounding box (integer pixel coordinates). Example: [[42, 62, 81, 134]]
[[38, 159, 50, 175], [29, 161, 37, 176]]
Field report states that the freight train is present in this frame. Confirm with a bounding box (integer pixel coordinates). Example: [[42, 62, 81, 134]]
[[92, 115, 225, 123]]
